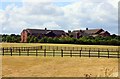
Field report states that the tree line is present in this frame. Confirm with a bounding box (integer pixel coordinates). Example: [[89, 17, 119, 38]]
[[27, 35, 120, 45], [1, 34, 120, 45], [2, 34, 21, 43]]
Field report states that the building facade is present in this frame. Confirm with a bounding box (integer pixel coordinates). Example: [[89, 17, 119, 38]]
[[69, 28, 110, 38], [21, 28, 111, 42], [21, 28, 66, 42]]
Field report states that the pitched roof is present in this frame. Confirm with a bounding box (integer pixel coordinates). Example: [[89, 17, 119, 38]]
[[25, 29, 65, 36], [99, 31, 110, 34], [100, 31, 106, 34], [73, 29, 103, 34]]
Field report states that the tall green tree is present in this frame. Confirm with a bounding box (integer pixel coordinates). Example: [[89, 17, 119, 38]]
[[6, 36, 12, 42], [34, 37, 38, 43]]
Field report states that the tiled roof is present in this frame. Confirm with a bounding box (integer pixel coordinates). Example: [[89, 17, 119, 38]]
[[25, 29, 66, 36], [73, 29, 103, 34]]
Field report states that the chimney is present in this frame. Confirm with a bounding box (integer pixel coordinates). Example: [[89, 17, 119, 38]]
[[68, 30, 71, 33], [45, 28, 47, 30], [80, 30, 83, 32], [86, 28, 88, 30]]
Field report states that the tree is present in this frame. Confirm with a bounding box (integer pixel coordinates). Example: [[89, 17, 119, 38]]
[[15, 37, 21, 43], [27, 35, 31, 43], [2, 37, 6, 42], [11, 36, 16, 42], [47, 37, 53, 43], [53, 37, 60, 43], [6, 36, 12, 42], [34, 37, 38, 43], [29, 36, 35, 43], [39, 37, 48, 43]]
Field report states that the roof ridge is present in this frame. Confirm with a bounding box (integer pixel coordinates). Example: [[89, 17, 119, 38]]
[[83, 28, 102, 31], [26, 28, 64, 31]]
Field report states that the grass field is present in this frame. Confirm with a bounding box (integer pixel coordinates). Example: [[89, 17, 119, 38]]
[[2, 56, 119, 77], [1, 43, 119, 57], [1, 43, 120, 77], [1, 43, 119, 51]]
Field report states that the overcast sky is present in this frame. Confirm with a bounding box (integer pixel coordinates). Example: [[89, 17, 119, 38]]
[[0, 0, 119, 34]]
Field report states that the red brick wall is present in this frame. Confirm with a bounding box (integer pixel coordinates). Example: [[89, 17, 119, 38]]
[[21, 30, 28, 42], [21, 32, 24, 42]]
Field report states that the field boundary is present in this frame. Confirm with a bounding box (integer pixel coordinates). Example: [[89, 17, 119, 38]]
[[0, 46, 120, 58]]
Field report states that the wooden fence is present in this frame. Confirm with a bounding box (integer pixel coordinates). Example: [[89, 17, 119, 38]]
[[0, 46, 120, 58]]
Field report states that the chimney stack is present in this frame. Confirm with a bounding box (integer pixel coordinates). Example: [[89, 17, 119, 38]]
[[45, 28, 47, 30], [86, 28, 88, 30], [68, 30, 71, 33]]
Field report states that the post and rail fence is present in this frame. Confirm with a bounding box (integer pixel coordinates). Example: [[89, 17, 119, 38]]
[[0, 46, 119, 58]]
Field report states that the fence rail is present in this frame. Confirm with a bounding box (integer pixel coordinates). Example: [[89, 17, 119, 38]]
[[0, 46, 119, 58]]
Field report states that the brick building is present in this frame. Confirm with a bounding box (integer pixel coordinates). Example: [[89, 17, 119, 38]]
[[69, 28, 110, 38], [21, 28, 111, 42], [21, 28, 66, 42]]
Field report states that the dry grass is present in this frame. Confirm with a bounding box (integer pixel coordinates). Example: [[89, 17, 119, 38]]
[[1, 43, 119, 50], [1, 43, 119, 77], [2, 56, 119, 77]]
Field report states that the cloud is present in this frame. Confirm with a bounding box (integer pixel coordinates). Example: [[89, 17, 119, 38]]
[[62, 0, 118, 33], [0, 0, 119, 34]]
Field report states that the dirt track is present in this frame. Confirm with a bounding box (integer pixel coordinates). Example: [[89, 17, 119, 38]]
[[2, 56, 119, 77]]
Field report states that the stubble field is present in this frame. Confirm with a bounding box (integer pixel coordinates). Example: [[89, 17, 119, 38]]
[[1, 43, 119, 77]]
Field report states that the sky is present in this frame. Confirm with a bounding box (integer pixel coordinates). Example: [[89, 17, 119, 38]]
[[0, 0, 119, 34]]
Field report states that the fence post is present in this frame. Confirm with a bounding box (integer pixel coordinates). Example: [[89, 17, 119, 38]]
[[19, 48, 21, 56], [2, 48, 4, 56], [80, 50, 81, 57], [40, 46, 42, 50], [10, 48, 12, 56], [18, 47, 20, 53], [81, 47, 82, 51], [44, 49, 46, 57], [70, 50, 72, 57], [98, 49, 100, 58], [36, 48, 38, 56], [61, 49, 63, 57], [107, 49, 109, 58], [89, 49, 90, 58]]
